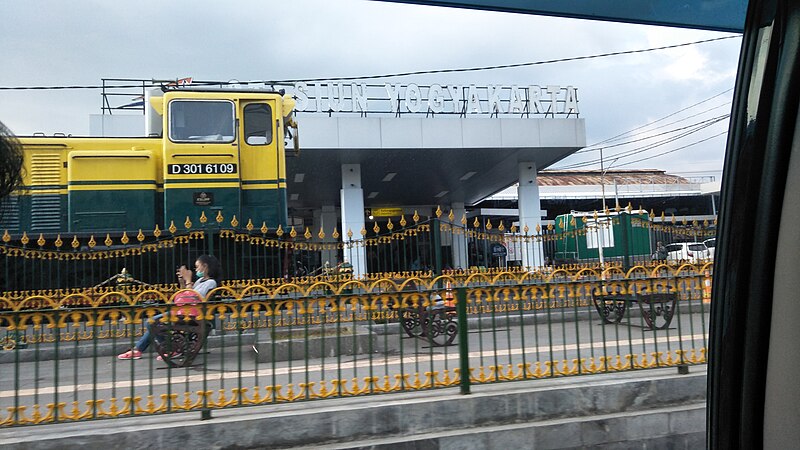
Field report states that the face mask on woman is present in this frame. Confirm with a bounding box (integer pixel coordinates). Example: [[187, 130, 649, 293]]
[[196, 270, 204, 278]]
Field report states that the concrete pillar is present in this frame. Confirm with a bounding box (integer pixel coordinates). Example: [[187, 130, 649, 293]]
[[518, 162, 544, 269], [451, 202, 469, 270], [312, 205, 339, 270], [340, 164, 367, 277]]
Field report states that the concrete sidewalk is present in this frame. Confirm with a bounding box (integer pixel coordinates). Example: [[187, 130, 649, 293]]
[[0, 366, 708, 449]]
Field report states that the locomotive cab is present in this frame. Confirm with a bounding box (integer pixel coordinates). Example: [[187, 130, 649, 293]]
[[154, 89, 295, 230], [5, 88, 297, 234]]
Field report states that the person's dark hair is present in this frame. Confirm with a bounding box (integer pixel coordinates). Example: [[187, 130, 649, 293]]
[[197, 254, 222, 281], [0, 121, 23, 201]]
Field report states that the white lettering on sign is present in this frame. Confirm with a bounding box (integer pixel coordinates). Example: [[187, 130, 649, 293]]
[[288, 83, 580, 116], [405, 83, 422, 113], [428, 84, 445, 113], [488, 85, 503, 114], [352, 83, 368, 112], [509, 85, 525, 114]]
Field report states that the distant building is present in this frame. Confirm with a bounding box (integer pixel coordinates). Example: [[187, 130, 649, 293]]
[[473, 169, 720, 222]]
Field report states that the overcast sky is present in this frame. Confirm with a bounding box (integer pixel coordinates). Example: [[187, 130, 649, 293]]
[[0, 0, 741, 179]]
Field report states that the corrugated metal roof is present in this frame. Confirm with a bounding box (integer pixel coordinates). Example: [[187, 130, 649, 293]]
[[538, 169, 690, 186]]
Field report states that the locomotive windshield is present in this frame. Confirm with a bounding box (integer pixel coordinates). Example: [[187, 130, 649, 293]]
[[169, 100, 235, 143]]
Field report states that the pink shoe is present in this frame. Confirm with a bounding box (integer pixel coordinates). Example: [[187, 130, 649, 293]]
[[117, 349, 142, 360], [156, 352, 180, 361]]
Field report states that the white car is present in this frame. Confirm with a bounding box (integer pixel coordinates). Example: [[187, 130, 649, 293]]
[[703, 238, 716, 259], [665, 242, 712, 263]]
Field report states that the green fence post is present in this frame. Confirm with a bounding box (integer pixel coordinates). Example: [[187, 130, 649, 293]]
[[620, 212, 631, 270], [457, 287, 471, 395], [431, 218, 443, 276]]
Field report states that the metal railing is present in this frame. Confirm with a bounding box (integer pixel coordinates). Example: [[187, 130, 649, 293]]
[[0, 263, 711, 427], [0, 208, 715, 427]]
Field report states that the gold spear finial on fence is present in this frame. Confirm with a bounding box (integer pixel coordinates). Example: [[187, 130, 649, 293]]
[[413, 210, 420, 223], [121, 232, 129, 245], [88, 235, 96, 249], [136, 229, 145, 243], [231, 215, 239, 228], [485, 219, 493, 230], [104, 234, 113, 247], [37, 234, 45, 247], [387, 217, 394, 230], [55, 234, 63, 248], [153, 224, 161, 238], [361, 225, 368, 236], [246, 219, 254, 231], [473, 216, 480, 228], [435, 205, 442, 218], [523, 224, 529, 234], [304, 227, 311, 239], [400, 215, 407, 227], [346, 228, 353, 238], [1, 230, 9, 243], [199, 211, 208, 224], [332, 227, 340, 239], [317, 226, 325, 239], [215, 210, 224, 223], [71, 235, 80, 249], [461, 212, 467, 225], [649, 209, 655, 219], [498, 220, 505, 231], [184, 216, 192, 230], [20, 232, 29, 246], [261, 222, 268, 234], [289, 226, 297, 238], [535, 224, 541, 233], [510, 224, 517, 233], [168, 220, 177, 234], [373, 222, 380, 233], [276, 224, 284, 237]]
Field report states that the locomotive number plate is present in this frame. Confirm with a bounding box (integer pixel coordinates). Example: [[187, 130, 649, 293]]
[[168, 163, 238, 175]]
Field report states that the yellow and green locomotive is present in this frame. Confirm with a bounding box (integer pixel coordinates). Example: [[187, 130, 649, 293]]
[[3, 88, 297, 233]]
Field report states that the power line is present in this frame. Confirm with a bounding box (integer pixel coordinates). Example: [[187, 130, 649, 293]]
[[0, 35, 740, 91], [584, 88, 734, 149], [613, 131, 728, 168], [576, 113, 730, 154], [555, 115, 729, 170]]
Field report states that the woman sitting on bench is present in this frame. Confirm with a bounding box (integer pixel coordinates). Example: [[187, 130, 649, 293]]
[[117, 255, 221, 361]]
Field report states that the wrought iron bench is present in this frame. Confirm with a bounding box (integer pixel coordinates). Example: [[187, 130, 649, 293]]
[[150, 315, 209, 367], [591, 291, 678, 330], [400, 299, 458, 346], [150, 291, 212, 367]]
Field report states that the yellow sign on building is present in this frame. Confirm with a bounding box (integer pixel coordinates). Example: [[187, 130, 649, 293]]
[[371, 207, 404, 217]]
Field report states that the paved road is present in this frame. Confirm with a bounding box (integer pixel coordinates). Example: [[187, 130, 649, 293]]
[[0, 304, 710, 422]]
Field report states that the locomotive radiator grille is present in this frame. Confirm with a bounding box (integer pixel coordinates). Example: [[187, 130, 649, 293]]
[[0, 195, 20, 230], [30, 154, 63, 231]]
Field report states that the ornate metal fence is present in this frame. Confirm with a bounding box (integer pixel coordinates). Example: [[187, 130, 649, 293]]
[[0, 208, 714, 427]]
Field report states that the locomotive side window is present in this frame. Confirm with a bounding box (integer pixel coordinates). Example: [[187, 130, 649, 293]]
[[169, 100, 235, 143], [244, 103, 272, 145]]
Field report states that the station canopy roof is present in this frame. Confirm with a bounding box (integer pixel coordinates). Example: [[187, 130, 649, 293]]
[[286, 114, 585, 213]]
